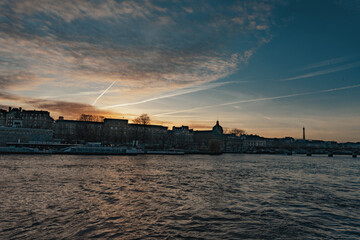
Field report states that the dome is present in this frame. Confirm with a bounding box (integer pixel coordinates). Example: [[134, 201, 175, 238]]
[[212, 120, 223, 134]]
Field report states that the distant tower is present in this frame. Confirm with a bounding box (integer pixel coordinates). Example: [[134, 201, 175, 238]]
[[303, 127, 306, 140]]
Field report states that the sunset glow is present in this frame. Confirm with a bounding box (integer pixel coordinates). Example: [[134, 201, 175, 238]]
[[1, 0, 359, 141]]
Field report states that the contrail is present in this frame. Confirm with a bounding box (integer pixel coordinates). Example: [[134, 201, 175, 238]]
[[154, 84, 360, 116], [100, 81, 240, 109], [279, 61, 360, 81], [92, 81, 116, 106], [298, 56, 354, 71]]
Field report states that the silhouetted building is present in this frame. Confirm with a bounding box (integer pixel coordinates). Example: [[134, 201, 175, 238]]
[[54, 116, 168, 147], [223, 133, 243, 152], [4, 106, 352, 153], [193, 121, 226, 151], [266, 137, 294, 148], [241, 135, 267, 148], [54, 117, 102, 143], [0, 127, 54, 146], [102, 119, 129, 144], [212, 120, 223, 134], [127, 124, 168, 148], [0, 109, 6, 126], [170, 122, 246, 152], [170, 125, 194, 149], [1, 107, 53, 129]]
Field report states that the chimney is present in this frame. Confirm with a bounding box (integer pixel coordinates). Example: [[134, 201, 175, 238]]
[[59, 116, 64, 120], [8, 107, 11, 112], [19, 107, 22, 112]]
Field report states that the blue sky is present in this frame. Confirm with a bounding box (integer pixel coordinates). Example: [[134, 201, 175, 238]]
[[1, 0, 359, 141]]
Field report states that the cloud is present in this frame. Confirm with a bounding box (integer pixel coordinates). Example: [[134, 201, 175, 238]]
[[0, 91, 24, 101], [182, 7, 193, 14], [0, 0, 282, 103], [28, 100, 119, 119], [154, 84, 360, 116], [188, 123, 213, 129], [0, 91, 119, 119], [101, 81, 239, 109], [4, 0, 167, 23], [231, 1, 276, 31], [0, 71, 50, 90]]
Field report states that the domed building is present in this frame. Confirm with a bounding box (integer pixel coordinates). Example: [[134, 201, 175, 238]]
[[192, 121, 225, 152], [212, 120, 223, 135]]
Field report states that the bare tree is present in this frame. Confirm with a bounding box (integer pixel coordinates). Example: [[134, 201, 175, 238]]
[[132, 114, 151, 144], [133, 113, 150, 125], [224, 128, 246, 136], [79, 114, 104, 122]]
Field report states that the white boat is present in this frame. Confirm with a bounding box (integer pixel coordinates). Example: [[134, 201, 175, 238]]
[[60, 145, 139, 155]]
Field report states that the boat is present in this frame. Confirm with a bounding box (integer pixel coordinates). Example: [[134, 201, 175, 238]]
[[59, 145, 139, 155]]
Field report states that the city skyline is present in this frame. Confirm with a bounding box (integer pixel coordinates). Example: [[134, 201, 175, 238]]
[[1, 0, 360, 142]]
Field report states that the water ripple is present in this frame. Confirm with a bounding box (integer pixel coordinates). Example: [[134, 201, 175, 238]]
[[0, 154, 359, 239]]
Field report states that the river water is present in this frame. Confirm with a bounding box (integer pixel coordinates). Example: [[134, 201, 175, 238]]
[[0, 154, 359, 239]]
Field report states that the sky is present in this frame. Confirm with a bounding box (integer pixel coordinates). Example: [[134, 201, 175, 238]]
[[1, 0, 360, 142]]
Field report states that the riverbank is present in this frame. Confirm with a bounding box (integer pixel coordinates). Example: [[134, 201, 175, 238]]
[[0, 146, 357, 157]]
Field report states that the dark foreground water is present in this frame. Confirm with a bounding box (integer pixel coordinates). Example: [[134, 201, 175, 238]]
[[0, 154, 359, 239]]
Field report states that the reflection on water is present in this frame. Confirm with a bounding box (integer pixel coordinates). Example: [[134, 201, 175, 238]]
[[0, 154, 359, 239]]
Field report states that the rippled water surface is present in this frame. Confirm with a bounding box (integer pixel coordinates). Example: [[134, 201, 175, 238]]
[[0, 154, 359, 239]]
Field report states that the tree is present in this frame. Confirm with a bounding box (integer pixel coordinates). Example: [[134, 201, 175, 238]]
[[79, 114, 104, 122], [209, 139, 222, 154], [132, 114, 151, 144], [224, 128, 246, 136], [133, 113, 150, 125]]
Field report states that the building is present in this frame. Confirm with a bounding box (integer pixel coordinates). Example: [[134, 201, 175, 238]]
[[7, 106, 333, 153], [1, 107, 54, 129], [170, 125, 194, 149], [54, 116, 168, 147], [102, 119, 129, 144], [54, 117, 103, 143], [0, 127, 54, 146], [193, 121, 226, 151], [241, 135, 267, 148], [0, 109, 6, 126], [223, 133, 243, 152], [129, 124, 168, 149]]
